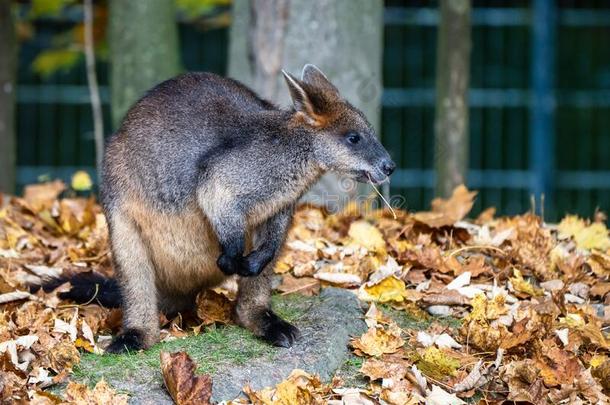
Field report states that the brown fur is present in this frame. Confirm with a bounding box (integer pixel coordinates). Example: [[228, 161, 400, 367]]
[[97, 65, 394, 352]]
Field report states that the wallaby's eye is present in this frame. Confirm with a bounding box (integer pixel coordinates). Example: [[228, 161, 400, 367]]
[[346, 132, 361, 145]]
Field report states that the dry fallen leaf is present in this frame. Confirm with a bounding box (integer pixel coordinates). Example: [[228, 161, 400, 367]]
[[244, 369, 325, 405], [359, 275, 408, 303], [62, 379, 128, 405], [160, 351, 212, 405], [413, 185, 476, 228], [351, 323, 404, 357], [277, 274, 320, 296], [195, 290, 234, 326], [558, 215, 610, 251], [347, 220, 386, 251]]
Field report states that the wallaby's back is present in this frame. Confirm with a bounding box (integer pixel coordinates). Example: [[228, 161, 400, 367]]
[[101, 72, 276, 211]]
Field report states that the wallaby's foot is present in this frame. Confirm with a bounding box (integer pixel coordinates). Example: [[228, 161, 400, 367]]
[[259, 311, 301, 348], [105, 328, 147, 354]]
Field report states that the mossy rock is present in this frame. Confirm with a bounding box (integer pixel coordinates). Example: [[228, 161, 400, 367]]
[[71, 288, 366, 403]]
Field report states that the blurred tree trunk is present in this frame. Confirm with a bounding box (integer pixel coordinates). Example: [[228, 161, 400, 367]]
[[434, 0, 471, 198], [229, 0, 383, 210], [0, 0, 16, 194], [109, 0, 181, 128]]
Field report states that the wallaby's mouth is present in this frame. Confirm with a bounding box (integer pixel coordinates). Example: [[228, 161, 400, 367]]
[[355, 170, 389, 185]]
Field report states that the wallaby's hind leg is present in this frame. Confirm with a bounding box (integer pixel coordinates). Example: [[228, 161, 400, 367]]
[[105, 210, 160, 353], [236, 266, 300, 347], [235, 207, 300, 347]]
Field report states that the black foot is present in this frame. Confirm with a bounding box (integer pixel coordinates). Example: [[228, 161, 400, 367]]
[[260, 311, 300, 348], [105, 328, 146, 354]]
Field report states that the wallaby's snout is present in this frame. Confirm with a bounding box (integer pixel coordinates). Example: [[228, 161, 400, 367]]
[[382, 159, 396, 176], [282, 64, 396, 186], [356, 151, 396, 185]]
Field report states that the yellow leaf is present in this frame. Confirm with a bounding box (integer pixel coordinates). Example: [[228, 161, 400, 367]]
[[32, 48, 81, 77], [575, 223, 610, 251], [351, 323, 404, 357], [590, 354, 608, 369], [467, 293, 507, 322], [71, 170, 93, 191], [348, 220, 386, 251], [558, 215, 610, 251], [415, 347, 461, 379], [64, 380, 128, 405], [360, 276, 408, 303], [244, 369, 323, 405], [558, 215, 586, 239], [510, 269, 544, 297], [74, 337, 94, 353]]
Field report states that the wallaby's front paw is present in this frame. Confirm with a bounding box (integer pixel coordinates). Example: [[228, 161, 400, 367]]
[[217, 253, 241, 275], [218, 249, 270, 277], [105, 328, 146, 354], [260, 311, 301, 348]]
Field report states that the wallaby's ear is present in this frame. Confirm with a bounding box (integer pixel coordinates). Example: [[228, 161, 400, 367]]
[[282, 70, 311, 113], [282, 69, 327, 126], [301, 64, 339, 94]]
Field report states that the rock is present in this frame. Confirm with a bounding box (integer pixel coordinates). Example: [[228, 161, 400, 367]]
[[72, 288, 365, 404]]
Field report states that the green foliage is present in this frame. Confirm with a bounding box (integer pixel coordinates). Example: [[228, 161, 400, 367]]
[[31, 48, 81, 77], [29, 0, 76, 18], [175, 0, 231, 19]]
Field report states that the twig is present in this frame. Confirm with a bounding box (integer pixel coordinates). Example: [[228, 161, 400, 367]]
[[83, 0, 104, 185], [59, 283, 99, 308], [367, 174, 397, 219]]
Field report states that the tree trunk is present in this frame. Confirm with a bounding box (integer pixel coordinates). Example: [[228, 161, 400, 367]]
[[434, 0, 471, 198], [0, 0, 16, 194], [109, 0, 181, 128], [229, 0, 383, 211], [84, 0, 104, 182]]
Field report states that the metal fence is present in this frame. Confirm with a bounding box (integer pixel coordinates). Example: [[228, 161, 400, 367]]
[[15, 0, 610, 221], [382, 0, 610, 220]]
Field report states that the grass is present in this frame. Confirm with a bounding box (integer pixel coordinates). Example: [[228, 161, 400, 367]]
[[380, 303, 462, 331], [68, 292, 465, 398], [72, 293, 312, 388], [73, 325, 274, 385], [335, 355, 368, 388]]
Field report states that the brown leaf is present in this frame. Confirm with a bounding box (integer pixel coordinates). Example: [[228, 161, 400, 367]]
[[413, 185, 476, 228], [195, 290, 234, 326], [48, 341, 79, 373], [360, 357, 409, 381], [160, 351, 212, 405], [277, 274, 320, 296], [63, 379, 128, 405], [537, 347, 582, 386], [351, 323, 404, 357], [23, 181, 66, 212]]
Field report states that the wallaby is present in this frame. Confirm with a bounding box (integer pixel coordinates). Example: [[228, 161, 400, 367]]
[[53, 65, 395, 353]]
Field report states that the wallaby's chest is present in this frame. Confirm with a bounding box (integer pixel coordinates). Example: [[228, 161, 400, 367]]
[[125, 200, 227, 293]]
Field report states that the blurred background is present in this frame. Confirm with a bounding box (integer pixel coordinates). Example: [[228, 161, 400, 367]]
[[0, 0, 609, 222]]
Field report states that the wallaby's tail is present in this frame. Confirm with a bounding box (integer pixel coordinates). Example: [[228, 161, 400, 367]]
[[40, 272, 122, 308]]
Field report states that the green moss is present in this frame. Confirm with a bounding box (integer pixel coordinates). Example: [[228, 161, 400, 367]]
[[73, 324, 273, 386], [380, 304, 462, 331], [72, 295, 312, 389], [334, 355, 368, 388], [271, 293, 311, 322]]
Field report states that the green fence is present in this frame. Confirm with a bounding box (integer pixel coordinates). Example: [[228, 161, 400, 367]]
[[15, 1, 610, 221]]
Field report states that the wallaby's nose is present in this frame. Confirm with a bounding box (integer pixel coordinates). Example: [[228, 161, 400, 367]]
[[381, 160, 396, 176]]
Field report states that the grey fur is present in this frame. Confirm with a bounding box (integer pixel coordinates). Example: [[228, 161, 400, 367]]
[[101, 68, 394, 352]]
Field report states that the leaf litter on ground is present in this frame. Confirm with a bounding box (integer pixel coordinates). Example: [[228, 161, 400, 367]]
[[0, 182, 609, 403]]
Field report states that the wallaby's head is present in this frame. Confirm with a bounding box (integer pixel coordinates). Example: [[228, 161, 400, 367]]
[[282, 65, 395, 185]]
